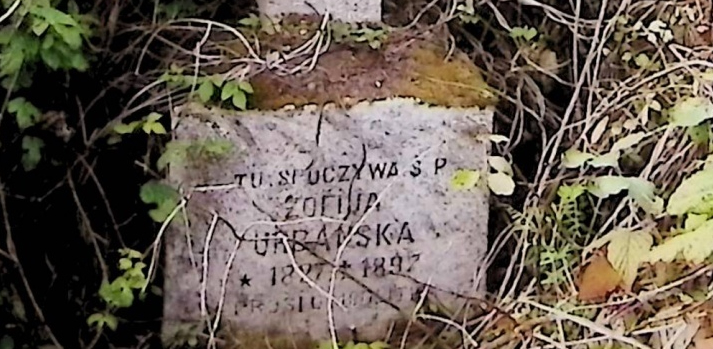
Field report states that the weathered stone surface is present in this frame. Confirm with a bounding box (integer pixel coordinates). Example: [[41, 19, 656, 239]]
[[257, 0, 381, 23], [162, 99, 492, 344]]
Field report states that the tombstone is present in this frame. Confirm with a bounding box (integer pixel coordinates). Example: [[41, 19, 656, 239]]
[[162, 0, 495, 347]]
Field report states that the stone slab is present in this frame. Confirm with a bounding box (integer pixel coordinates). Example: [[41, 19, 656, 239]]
[[257, 0, 382, 23], [162, 99, 492, 344]]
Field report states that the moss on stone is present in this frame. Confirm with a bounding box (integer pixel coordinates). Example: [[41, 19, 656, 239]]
[[224, 17, 497, 110]]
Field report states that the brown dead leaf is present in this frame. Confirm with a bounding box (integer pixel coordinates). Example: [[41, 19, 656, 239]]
[[578, 254, 621, 302], [694, 335, 713, 349]]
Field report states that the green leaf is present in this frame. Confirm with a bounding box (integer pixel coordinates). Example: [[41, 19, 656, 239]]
[[667, 166, 713, 216], [39, 46, 61, 69], [557, 184, 586, 201], [588, 176, 631, 198], [146, 112, 162, 123], [668, 96, 713, 127], [113, 121, 141, 134], [649, 219, 713, 264], [142, 113, 166, 134], [237, 80, 254, 94], [487, 172, 515, 196], [688, 122, 710, 145], [238, 14, 260, 28], [87, 313, 104, 326], [149, 123, 166, 134], [30, 7, 78, 27], [157, 141, 190, 170], [611, 132, 648, 152], [200, 139, 233, 156], [69, 50, 88, 71], [589, 176, 663, 214], [119, 258, 132, 270], [369, 342, 389, 349], [0, 335, 13, 349], [53, 25, 82, 49], [221, 81, 238, 101], [589, 151, 620, 168], [627, 178, 664, 215], [140, 181, 180, 222], [685, 213, 709, 231], [509, 26, 538, 41], [32, 18, 50, 36], [450, 169, 480, 190], [21, 136, 44, 171], [8, 97, 41, 129], [606, 229, 653, 290], [231, 89, 247, 110], [119, 248, 142, 259], [561, 149, 594, 169], [197, 80, 214, 103], [102, 313, 118, 331], [487, 156, 513, 176]]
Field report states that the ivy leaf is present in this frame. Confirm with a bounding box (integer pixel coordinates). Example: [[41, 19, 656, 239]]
[[21, 136, 44, 171], [8, 97, 41, 129], [450, 169, 480, 190], [562, 149, 594, 169], [140, 181, 180, 222], [606, 229, 653, 291], [197, 80, 214, 103], [487, 172, 515, 196], [668, 96, 713, 127], [649, 219, 713, 264], [667, 167, 713, 216]]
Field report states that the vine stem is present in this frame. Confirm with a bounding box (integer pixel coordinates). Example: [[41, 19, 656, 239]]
[[0, 0, 21, 24]]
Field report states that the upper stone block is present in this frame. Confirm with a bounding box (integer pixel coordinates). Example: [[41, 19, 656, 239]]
[[257, 0, 382, 23]]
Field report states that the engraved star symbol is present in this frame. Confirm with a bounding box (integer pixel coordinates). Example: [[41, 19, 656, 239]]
[[240, 274, 251, 287], [339, 260, 352, 269]]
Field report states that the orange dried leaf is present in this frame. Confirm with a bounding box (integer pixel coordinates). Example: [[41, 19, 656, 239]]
[[578, 255, 621, 302]]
